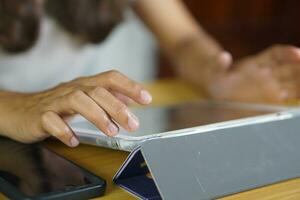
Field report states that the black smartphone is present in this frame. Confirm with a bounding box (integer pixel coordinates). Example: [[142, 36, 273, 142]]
[[0, 137, 106, 200]]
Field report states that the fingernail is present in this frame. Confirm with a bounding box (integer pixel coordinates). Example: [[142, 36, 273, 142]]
[[140, 90, 152, 104], [128, 113, 139, 131], [108, 122, 119, 136], [70, 137, 79, 147]]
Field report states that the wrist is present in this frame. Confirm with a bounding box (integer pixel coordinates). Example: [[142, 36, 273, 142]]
[[168, 34, 232, 90], [0, 92, 30, 138]]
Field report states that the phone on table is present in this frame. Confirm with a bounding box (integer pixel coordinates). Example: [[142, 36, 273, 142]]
[[0, 137, 106, 200]]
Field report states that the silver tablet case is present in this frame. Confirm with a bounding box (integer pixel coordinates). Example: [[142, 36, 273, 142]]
[[113, 109, 300, 200]]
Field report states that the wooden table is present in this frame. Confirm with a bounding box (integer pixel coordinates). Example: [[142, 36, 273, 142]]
[[1, 79, 300, 200]]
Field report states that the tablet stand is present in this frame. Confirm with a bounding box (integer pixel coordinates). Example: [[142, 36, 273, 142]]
[[114, 111, 300, 200]]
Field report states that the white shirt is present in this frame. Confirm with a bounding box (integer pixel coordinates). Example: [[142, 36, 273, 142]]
[[0, 9, 157, 92]]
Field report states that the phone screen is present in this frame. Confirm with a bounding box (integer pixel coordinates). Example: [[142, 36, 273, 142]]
[[0, 137, 91, 197]]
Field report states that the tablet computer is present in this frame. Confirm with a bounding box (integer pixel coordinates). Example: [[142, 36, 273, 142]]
[[70, 101, 288, 151]]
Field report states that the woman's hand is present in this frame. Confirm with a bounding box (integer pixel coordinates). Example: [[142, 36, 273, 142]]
[[208, 45, 300, 103], [0, 70, 152, 147]]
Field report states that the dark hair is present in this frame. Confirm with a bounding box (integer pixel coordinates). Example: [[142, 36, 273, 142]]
[[0, 0, 42, 53], [0, 0, 126, 53]]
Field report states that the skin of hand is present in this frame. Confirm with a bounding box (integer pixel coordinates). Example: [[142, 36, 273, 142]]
[[207, 45, 300, 104], [0, 70, 152, 147]]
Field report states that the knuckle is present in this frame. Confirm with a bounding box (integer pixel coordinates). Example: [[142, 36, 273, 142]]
[[68, 90, 85, 104], [91, 87, 107, 98], [106, 70, 122, 81], [107, 69, 120, 76], [41, 111, 51, 125], [114, 103, 128, 116], [106, 69, 121, 78]]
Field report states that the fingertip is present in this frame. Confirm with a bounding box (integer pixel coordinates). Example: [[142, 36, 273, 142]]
[[139, 90, 152, 104], [218, 51, 232, 69], [107, 122, 119, 136], [69, 136, 79, 147]]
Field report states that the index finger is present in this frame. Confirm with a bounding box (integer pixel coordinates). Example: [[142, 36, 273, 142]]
[[91, 70, 152, 105]]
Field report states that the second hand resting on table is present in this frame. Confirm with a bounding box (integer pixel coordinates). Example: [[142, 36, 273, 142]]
[[0, 70, 152, 147]]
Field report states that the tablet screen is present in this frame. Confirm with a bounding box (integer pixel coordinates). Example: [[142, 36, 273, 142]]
[[72, 101, 285, 137]]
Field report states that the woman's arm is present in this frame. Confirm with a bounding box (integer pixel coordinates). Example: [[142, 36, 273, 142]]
[[133, 0, 218, 55], [133, 0, 232, 88]]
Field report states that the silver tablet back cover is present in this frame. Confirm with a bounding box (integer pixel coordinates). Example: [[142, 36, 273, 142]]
[[139, 109, 300, 199]]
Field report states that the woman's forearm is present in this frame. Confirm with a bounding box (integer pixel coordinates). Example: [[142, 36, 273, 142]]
[[133, 0, 223, 58], [134, 0, 232, 90], [0, 90, 27, 138]]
